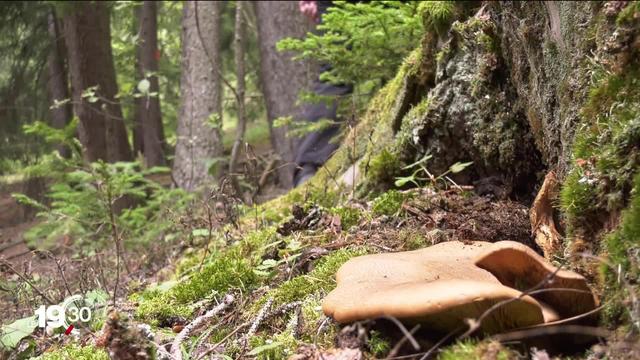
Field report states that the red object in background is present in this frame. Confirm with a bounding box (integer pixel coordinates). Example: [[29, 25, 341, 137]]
[[64, 324, 74, 335], [299, 1, 319, 23], [154, 49, 161, 61]]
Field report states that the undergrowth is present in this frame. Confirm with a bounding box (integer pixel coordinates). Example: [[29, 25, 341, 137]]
[[35, 343, 109, 360], [438, 340, 518, 360]]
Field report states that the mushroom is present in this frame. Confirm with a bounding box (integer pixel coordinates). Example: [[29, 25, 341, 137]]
[[473, 240, 597, 320], [322, 241, 596, 335]]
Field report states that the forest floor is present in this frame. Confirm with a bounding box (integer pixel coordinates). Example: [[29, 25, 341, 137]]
[[0, 167, 632, 359], [0, 179, 640, 360]]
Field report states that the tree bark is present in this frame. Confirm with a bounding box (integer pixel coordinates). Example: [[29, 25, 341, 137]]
[[133, 5, 144, 157], [255, 1, 314, 189], [173, 1, 223, 191], [135, 1, 166, 167], [229, 1, 247, 194], [62, 1, 132, 163], [46, 8, 72, 158]]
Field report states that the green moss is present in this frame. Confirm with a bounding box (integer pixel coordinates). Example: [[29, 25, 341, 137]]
[[231, 227, 279, 263], [330, 206, 363, 230], [398, 228, 428, 250], [256, 185, 340, 225], [248, 331, 299, 360], [438, 340, 517, 360], [304, 186, 341, 208], [133, 289, 191, 325], [172, 255, 257, 304], [607, 174, 640, 276], [299, 294, 335, 345], [36, 343, 109, 360], [561, 65, 640, 240], [418, 1, 456, 36], [263, 247, 369, 307], [136, 249, 261, 323], [367, 330, 391, 357], [372, 190, 406, 216], [617, 2, 640, 26], [308, 60, 407, 195], [601, 174, 640, 326], [364, 148, 403, 190], [559, 168, 598, 235]]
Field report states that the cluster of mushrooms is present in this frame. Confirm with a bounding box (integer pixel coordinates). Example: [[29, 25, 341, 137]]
[[323, 241, 597, 335]]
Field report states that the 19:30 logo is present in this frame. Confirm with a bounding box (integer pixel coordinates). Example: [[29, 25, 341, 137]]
[[35, 295, 93, 334]]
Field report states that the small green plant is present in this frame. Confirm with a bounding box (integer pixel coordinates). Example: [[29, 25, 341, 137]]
[[394, 155, 473, 189], [371, 190, 406, 217], [0, 316, 37, 351], [15, 161, 188, 251]]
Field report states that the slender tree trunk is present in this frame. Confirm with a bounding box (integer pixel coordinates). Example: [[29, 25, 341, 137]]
[[229, 1, 247, 194], [135, 1, 166, 167], [255, 1, 313, 189], [173, 1, 223, 191], [133, 5, 144, 157], [63, 1, 132, 163], [46, 8, 72, 158]]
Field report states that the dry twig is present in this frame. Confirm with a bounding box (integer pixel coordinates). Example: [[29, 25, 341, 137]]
[[171, 294, 234, 360]]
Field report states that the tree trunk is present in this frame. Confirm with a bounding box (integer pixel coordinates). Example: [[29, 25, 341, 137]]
[[46, 8, 72, 158], [133, 5, 144, 157], [135, 1, 166, 167], [173, 1, 223, 191], [62, 1, 132, 163], [255, 1, 313, 189], [229, 1, 247, 195]]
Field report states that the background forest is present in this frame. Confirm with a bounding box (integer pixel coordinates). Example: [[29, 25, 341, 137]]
[[1, 1, 639, 360]]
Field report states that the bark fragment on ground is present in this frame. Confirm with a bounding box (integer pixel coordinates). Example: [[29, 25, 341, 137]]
[[530, 171, 562, 259]]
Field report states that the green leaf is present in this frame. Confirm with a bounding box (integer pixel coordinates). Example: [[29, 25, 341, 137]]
[[253, 269, 271, 277], [84, 289, 109, 307], [273, 116, 293, 129], [0, 316, 38, 349], [394, 176, 416, 188], [192, 229, 211, 237], [256, 259, 278, 271], [247, 341, 283, 356], [205, 113, 222, 129], [449, 161, 473, 174], [402, 155, 432, 170]]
